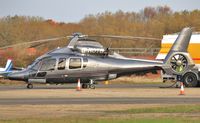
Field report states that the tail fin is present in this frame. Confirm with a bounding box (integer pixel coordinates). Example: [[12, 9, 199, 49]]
[[4, 59, 13, 72], [162, 27, 196, 75], [164, 27, 192, 63]]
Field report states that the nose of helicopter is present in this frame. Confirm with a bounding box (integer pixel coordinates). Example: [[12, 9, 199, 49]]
[[7, 71, 28, 81]]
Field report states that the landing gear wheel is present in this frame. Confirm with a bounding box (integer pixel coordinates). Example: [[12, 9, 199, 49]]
[[183, 72, 198, 87], [27, 83, 33, 89], [88, 79, 95, 89], [89, 84, 95, 89], [82, 83, 88, 89]]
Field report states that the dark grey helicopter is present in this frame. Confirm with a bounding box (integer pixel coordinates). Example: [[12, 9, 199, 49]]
[[6, 27, 195, 89]]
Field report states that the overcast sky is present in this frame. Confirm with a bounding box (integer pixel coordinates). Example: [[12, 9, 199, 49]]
[[0, 0, 200, 23]]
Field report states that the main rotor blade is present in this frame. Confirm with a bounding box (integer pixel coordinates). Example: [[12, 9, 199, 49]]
[[0, 36, 67, 50], [0, 34, 161, 50], [89, 35, 161, 41]]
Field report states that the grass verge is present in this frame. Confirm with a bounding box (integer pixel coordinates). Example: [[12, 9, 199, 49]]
[[114, 104, 200, 114], [1, 117, 199, 123], [1, 105, 200, 123]]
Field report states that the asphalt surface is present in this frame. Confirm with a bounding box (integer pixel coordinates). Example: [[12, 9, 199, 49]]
[[0, 83, 173, 91], [0, 97, 200, 105], [0, 83, 200, 105]]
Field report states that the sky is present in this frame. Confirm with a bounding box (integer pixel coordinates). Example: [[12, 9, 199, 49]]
[[0, 0, 200, 23]]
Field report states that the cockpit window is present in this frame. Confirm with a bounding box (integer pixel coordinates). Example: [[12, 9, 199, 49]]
[[69, 58, 82, 69], [40, 59, 56, 71], [31, 61, 41, 70], [58, 58, 66, 70]]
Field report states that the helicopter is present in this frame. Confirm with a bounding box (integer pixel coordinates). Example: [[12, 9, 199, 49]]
[[5, 27, 196, 89]]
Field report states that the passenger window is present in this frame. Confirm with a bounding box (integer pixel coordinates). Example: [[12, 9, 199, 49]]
[[69, 58, 82, 69], [40, 59, 56, 71], [58, 58, 66, 70]]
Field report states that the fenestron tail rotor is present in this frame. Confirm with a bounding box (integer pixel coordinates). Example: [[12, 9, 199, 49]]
[[170, 54, 188, 73]]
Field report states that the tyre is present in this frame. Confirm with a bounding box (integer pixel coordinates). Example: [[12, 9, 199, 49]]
[[183, 72, 198, 87], [27, 83, 33, 89], [89, 84, 95, 89], [82, 83, 88, 89]]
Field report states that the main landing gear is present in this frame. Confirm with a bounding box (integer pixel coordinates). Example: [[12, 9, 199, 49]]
[[27, 83, 33, 89], [82, 80, 96, 89]]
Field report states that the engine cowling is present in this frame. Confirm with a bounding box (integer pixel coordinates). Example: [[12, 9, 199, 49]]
[[75, 45, 107, 55], [74, 40, 108, 55]]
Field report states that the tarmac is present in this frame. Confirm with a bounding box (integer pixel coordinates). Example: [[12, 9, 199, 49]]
[[0, 83, 200, 105], [0, 97, 200, 105]]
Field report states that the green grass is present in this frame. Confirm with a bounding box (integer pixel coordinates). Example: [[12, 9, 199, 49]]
[[1, 105, 200, 123], [119, 105, 200, 114], [1, 117, 200, 123]]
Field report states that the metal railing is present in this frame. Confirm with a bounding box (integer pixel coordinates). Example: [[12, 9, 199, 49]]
[[110, 48, 160, 56]]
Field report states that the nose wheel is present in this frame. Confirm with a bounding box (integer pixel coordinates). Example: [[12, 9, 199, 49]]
[[81, 80, 96, 89], [27, 83, 33, 89], [89, 84, 95, 89], [81, 83, 96, 89]]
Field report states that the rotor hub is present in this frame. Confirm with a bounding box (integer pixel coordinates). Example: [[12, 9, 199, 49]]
[[176, 60, 183, 66]]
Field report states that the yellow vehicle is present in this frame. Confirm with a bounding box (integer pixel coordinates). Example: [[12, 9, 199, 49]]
[[156, 33, 200, 87]]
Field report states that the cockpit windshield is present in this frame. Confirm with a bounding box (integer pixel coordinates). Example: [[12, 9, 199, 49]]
[[29, 60, 41, 70], [40, 59, 56, 71]]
